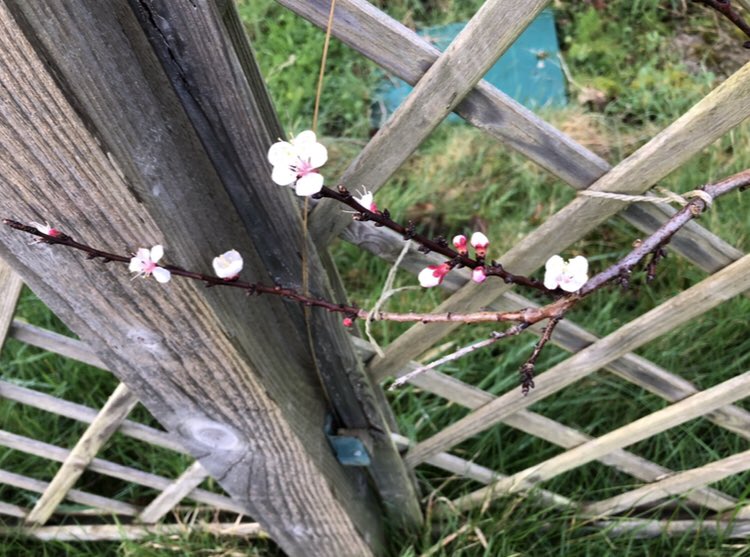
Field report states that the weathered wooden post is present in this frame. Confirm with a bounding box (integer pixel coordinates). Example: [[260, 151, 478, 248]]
[[0, 0, 420, 554]]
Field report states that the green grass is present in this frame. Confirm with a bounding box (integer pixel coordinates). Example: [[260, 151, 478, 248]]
[[2, 1, 750, 555]]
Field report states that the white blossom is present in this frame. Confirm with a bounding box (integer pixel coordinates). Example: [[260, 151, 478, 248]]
[[267, 130, 328, 196], [212, 249, 243, 280], [543, 255, 588, 292], [129, 245, 171, 284]]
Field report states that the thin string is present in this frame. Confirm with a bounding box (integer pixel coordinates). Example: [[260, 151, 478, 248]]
[[365, 242, 416, 357], [301, 0, 337, 413], [578, 188, 713, 208]]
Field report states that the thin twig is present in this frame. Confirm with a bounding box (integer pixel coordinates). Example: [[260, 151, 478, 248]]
[[5, 170, 749, 326], [365, 241, 415, 357], [694, 0, 750, 46], [519, 315, 563, 396], [389, 324, 529, 389], [316, 185, 550, 293]]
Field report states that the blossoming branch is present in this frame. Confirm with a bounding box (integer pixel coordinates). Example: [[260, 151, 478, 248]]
[[6, 128, 749, 393]]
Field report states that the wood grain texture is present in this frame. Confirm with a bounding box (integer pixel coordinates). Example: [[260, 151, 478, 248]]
[[452, 368, 750, 512], [405, 254, 750, 467], [307, 0, 549, 246], [0, 1, 384, 553], [369, 61, 750, 382], [25, 383, 139, 525], [138, 461, 209, 523], [284, 0, 746, 285], [131, 0, 420, 529], [0, 468, 139, 517], [0, 429, 245, 514], [0, 258, 23, 351], [583, 449, 750, 518]]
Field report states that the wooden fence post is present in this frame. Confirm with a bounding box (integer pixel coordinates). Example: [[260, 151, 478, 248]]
[[0, 0, 420, 553]]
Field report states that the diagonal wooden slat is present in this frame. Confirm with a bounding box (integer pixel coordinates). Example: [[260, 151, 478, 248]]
[[287, 0, 745, 287], [583, 449, 750, 518], [25, 382, 139, 525], [589, 519, 750, 539], [451, 369, 750, 512], [0, 468, 139, 517], [406, 373, 738, 511], [389, 433, 574, 508], [369, 61, 750, 382], [308, 0, 549, 246], [2, 522, 263, 541], [0, 377, 186, 454], [0, 429, 245, 514], [137, 461, 209, 524], [0, 501, 26, 518], [0, 0, 391, 549], [405, 253, 750, 466], [0, 259, 23, 352], [353, 336, 737, 511], [133, 0, 420, 528], [8, 321, 106, 369]]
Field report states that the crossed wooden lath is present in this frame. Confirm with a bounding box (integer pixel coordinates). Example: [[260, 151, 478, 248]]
[[1, 0, 750, 546], [282, 0, 750, 537], [0, 260, 262, 541]]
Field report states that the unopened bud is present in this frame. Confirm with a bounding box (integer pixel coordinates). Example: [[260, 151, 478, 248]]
[[452, 234, 468, 255], [470, 232, 489, 258]]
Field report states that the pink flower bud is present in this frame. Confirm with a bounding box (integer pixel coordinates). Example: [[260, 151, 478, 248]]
[[470, 232, 489, 257], [417, 262, 451, 288], [30, 221, 61, 237], [452, 234, 468, 255], [472, 267, 487, 284], [342, 317, 354, 327]]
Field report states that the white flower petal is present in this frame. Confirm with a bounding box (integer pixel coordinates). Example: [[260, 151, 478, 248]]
[[303, 142, 328, 168], [129, 257, 144, 273], [470, 231, 489, 247], [567, 255, 589, 276], [354, 192, 373, 209], [294, 173, 324, 196], [293, 130, 317, 145], [267, 141, 295, 166], [135, 248, 150, 262], [544, 255, 564, 274], [418, 267, 441, 288], [543, 255, 564, 290], [213, 249, 243, 279], [543, 273, 560, 290], [150, 245, 164, 263], [152, 267, 171, 283], [271, 164, 296, 186]]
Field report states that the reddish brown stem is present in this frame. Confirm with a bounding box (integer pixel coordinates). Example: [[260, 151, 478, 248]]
[[694, 0, 750, 46], [316, 186, 550, 293]]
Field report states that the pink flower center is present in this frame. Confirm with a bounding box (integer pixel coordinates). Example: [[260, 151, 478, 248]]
[[143, 260, 157, 274], [295, 158, 315, 177]]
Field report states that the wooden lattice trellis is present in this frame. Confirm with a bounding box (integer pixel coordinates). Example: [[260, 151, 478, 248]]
[[1, 0, 750, 554]]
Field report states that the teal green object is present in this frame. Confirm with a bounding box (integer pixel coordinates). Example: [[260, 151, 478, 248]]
[[324, 414, 371, 467], [372, 9, 566, 126]]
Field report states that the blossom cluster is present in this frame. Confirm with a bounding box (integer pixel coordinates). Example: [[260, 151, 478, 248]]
[[417, 232, 489, 288], [127, 245, 244, 285], [265, 130, 588, 293]]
